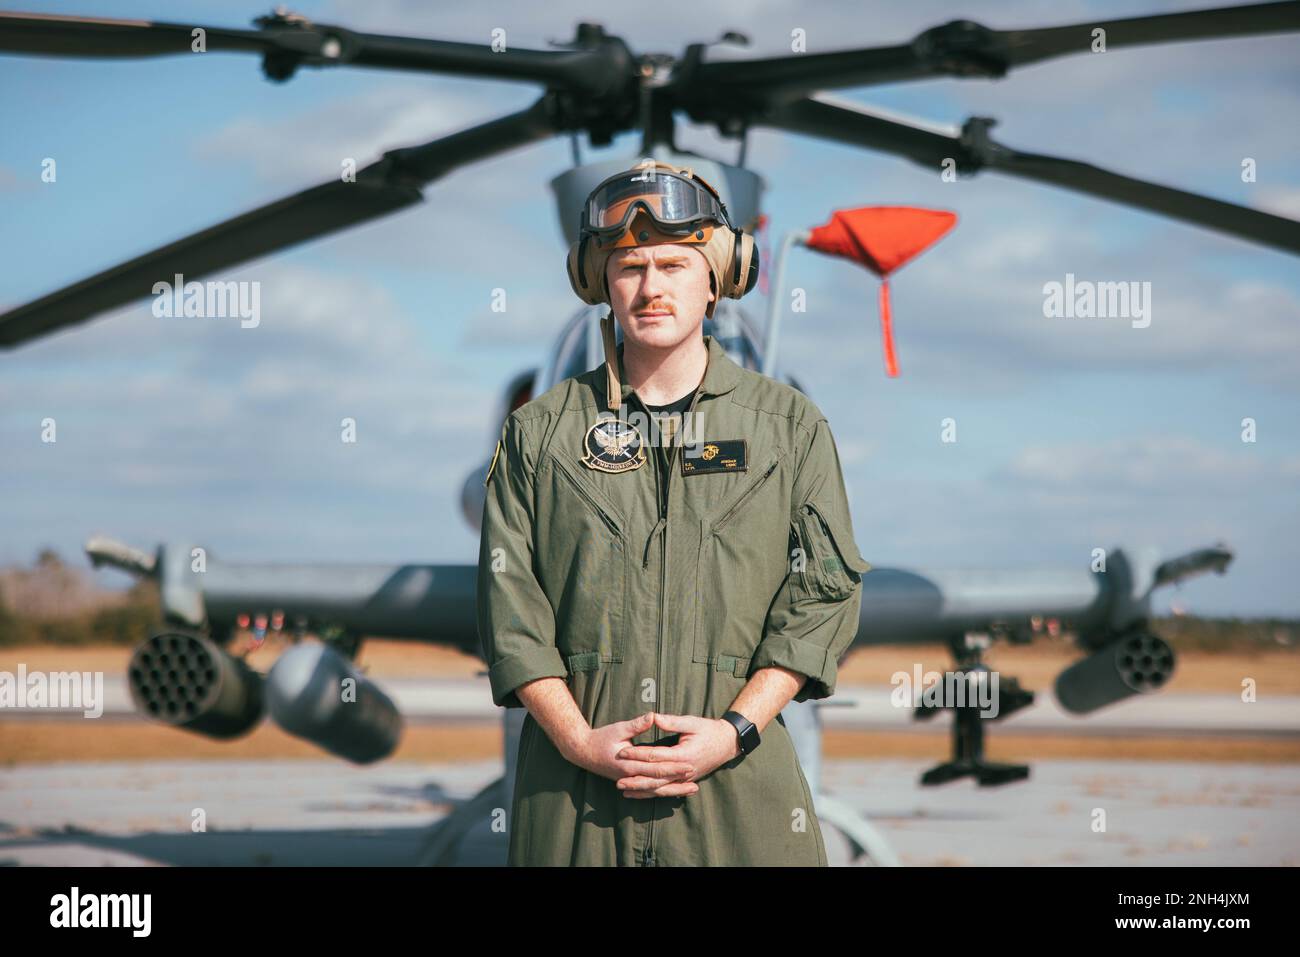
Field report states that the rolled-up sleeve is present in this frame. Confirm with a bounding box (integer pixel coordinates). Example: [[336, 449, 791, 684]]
[[751, 417, 871, 702], [476, 412, 567, 708]]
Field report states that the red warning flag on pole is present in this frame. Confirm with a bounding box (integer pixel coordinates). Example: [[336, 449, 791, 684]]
[[805, 206, 957, 377]]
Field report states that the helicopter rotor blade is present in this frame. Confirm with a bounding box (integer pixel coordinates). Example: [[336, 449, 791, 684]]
[[0, 11, 626, 92], [0, 10, 270, 56], [960, 120, 1300, 256], [1000, 0, 1300, 69], [687, 0, 1300, 96], [758, 94, 1300, 257], [0, 96, 562, 349]]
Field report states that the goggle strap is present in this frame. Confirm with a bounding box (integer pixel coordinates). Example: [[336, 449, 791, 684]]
[[601, 311, 620, 412]]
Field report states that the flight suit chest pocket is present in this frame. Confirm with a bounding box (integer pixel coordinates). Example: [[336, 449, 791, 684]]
[[692, 452, 787, 665], [537, 453, 628, 667], [790, 501, 871, 603]]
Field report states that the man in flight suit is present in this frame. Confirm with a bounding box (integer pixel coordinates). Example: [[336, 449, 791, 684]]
[[477, 160, 870, 865]]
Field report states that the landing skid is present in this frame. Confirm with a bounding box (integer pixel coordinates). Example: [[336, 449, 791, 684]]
[[814, 793, 901, 866]]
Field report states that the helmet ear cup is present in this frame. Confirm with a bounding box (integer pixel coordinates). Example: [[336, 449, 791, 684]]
[[566, 235, 605, 306], [566, 239, 583, 298], [740, 232, 759, 296], [721, 229, 758, 299]]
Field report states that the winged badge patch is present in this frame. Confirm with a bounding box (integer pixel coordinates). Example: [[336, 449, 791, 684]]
[[580, 416, 647, 474]]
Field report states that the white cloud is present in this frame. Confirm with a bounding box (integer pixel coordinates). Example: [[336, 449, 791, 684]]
[[191, 82, 540, 191], [1002, 435, 1274, 489], [1, 264, 502, 562]]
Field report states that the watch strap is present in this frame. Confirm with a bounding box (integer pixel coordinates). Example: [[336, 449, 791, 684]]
[[721, 709, 760, 754]]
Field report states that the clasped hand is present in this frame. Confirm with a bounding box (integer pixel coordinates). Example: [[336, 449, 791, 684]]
[[565, 711, 740, 799]]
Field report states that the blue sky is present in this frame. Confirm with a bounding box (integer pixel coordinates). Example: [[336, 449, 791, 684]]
[[1, 0, 1298, 616]]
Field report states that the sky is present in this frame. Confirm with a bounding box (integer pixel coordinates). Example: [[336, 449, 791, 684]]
[[1, 0, 1297, 617]]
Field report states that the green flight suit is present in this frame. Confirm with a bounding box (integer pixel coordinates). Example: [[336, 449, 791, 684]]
[[477, 333, 871, 866]]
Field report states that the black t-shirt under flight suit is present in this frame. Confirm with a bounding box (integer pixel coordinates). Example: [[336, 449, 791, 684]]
[[643, 387, 699, 496]]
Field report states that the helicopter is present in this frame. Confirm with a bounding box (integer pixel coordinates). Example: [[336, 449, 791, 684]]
[[0, 3, 1287, 864]]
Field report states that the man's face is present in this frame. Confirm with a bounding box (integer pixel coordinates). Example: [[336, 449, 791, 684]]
[[605, 239, 715, 351]]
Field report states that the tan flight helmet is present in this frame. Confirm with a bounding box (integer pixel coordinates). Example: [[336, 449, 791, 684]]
[[566, 160, 760, 409]]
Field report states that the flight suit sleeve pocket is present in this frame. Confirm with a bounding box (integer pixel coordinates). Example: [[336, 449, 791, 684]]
[[750, 418, 867, 702], [790, 501, 871, 603]]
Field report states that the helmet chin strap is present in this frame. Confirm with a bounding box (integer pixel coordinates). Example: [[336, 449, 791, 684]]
[[601, 311, 621, 412]]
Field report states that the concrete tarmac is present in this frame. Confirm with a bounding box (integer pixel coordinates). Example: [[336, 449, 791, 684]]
[[2, 757, 1296, 866]]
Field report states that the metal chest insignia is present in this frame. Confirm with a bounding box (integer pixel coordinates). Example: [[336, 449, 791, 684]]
[[581, 416, 647, 473]]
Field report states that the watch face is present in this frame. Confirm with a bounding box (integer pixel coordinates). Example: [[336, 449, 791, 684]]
[[740, 723, 759, 753]]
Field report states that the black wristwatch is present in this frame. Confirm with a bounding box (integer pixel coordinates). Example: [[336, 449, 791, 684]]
[[721, 710, 760, 755]]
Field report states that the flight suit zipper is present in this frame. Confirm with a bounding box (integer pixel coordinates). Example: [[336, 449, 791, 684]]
[[711, 459, 779, 534], [639, 384, 705, 868]]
